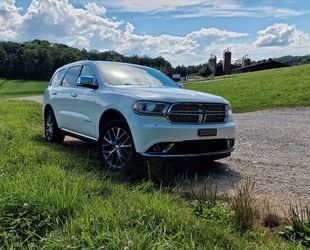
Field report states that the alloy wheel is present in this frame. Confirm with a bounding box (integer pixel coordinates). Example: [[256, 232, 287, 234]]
[[101, 127, 133, 169], [45, 113, 54, 141]]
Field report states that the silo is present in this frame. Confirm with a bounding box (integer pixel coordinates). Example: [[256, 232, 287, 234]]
[[223, 49, 231, 75], [208, 54, 217, 77]]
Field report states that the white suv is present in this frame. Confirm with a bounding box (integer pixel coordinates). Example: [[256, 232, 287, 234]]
[[44, 61, 235, 169]]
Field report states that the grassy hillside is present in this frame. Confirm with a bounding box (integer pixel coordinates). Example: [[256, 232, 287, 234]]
[[0, 100, 297, 249], [0, 79, 47, 98], [186, 64, 310, 113]]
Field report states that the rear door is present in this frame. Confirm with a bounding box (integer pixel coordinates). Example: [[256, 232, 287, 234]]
[[57, 65, 82, 130], [48, 68, 67, 126], [69, 64, 97, 137]]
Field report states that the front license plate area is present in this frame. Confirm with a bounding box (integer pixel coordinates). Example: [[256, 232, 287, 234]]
[[198, 129, 217, 137]]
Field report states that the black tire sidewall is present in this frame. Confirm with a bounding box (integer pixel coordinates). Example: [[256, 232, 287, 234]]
[[45, 109, 64, 143], [98, 119, 137, 170]]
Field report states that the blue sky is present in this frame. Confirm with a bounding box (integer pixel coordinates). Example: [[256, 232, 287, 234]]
[[2, 0, 310, 65]]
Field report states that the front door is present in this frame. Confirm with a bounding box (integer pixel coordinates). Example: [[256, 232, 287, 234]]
[[69, 65, 97, 138]]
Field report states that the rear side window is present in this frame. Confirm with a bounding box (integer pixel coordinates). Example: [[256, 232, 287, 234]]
[[50, 69, 66, 86], [62, 66, 81, 87], [80, 65, 96, 80]]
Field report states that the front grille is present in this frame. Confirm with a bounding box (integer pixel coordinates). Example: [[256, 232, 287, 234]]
[[167, 103, 227, 124]]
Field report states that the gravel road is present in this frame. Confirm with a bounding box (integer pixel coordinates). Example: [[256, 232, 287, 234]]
[[212, 108, 310, 205], [15, 96, 310, 204]]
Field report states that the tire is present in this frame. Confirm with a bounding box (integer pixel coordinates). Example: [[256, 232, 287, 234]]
[[98, 119, 137, 170], [44, 109, 65, 143]]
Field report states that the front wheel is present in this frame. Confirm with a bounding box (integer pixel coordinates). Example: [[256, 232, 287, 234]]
[[98, 120, 136, 170]]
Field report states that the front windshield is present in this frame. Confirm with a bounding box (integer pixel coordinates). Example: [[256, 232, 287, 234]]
[[98, 63, 178, 88]]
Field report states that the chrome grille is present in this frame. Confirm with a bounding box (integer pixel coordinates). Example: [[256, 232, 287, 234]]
[[167, 103, 227, 124]]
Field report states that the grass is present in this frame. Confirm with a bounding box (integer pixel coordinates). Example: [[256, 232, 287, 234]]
[[230, 181, 259, 233], [280, 204, 310, 247], [0, 79, 47, 98], [186, 64, 310, 113], [0, 100, 298, 249]]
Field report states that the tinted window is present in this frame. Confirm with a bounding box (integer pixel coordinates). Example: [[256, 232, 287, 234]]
[[50, 69, 66, 86], [98, 63, 178, 88], [80, 65, 96, 80], [62, 66, 81, 87]]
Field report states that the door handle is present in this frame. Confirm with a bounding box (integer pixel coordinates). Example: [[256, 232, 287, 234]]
[[51, 91, 57, 95], [71, 93, 78, 97]]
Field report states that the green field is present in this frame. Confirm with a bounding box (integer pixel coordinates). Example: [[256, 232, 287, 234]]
[[1, 64, 310, 112], [186, 64, 310, 113], [0, 100, 298, 249], [0, 79, 47, 98]]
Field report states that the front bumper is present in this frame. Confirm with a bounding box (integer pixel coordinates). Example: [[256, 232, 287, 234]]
[[142, 139, 235, 157], [129, 115, 235, 156]]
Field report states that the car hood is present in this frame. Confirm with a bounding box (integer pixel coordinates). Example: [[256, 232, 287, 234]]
[[111, 86, 228, 104]]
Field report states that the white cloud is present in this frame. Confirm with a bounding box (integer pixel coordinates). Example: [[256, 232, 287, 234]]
[[0, 0, 248, 65], [254, 23, 310, 49], [0, 0, 22, 40], [98, 0, 205, 13], [0, 0, 309, 66], [174, 5, 304, 19], [254, 23, 295, 47], [103, 0, 304, 18]]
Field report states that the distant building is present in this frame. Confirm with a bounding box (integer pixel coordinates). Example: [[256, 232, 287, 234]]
[[242, 58, 251, 67], [186, 74, 199, 80], [232, 59, 289, 73], [223, 49, 232, 75], [172, 74, 181, 81]]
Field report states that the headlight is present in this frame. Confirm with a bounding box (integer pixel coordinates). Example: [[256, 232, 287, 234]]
[[132, 101, 170, 116], [226, 104, 233, 122]]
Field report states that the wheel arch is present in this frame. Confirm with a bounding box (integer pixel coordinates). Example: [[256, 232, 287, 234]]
[[44, 104, 60, 126], [98, 109, 131, 134], [44, 104, 53, 118]]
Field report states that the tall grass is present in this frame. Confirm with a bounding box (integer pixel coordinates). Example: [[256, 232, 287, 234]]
[[231, 180, 259, 233]]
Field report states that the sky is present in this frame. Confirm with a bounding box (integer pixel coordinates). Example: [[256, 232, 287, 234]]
[[1, 0, 310, 66]]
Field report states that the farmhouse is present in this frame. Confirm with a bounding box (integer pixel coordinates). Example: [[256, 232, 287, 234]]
[[232, 59, 289, 73]]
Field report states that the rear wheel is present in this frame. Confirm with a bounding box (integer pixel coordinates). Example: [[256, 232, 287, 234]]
[[98, 120, 135, 170], [44, 109, 65, 143]]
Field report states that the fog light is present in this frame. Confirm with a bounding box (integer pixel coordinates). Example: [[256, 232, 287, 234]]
[[148, 143, 175, 154], [227, 139, 235, 149], [152, 145, 161, 152]]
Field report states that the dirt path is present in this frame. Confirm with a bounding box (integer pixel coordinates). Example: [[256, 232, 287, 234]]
[[14, 95, 310, 204], [14, 95, 43, 104]]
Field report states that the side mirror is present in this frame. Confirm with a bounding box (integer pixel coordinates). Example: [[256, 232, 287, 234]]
[[177, 83, 184, 88], [77, 76, 98, 89]]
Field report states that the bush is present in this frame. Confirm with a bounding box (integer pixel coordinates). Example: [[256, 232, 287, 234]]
[[264, 213, 281, 228], [280, 204, 310, 247]]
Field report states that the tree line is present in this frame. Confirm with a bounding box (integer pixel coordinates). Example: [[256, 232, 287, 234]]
[[0, 40, 309, 81], [0, 40, 173, 81]]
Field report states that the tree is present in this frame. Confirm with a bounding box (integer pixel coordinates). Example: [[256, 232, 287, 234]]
[[198, 64, 211, 77]]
